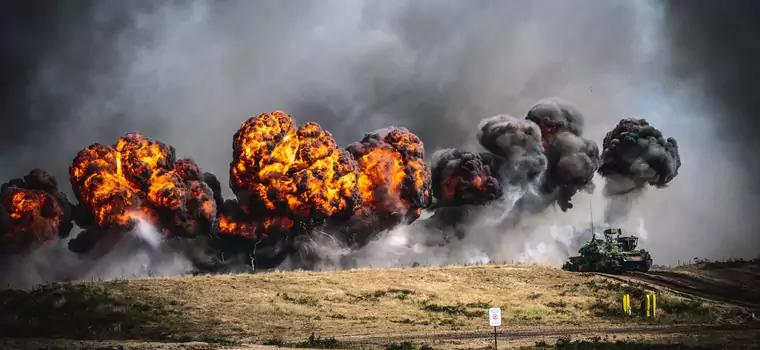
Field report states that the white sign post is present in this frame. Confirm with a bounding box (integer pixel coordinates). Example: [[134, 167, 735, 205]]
[[488, 308, 501, 350]]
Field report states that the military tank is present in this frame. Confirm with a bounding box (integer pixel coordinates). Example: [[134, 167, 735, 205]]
[[562, 228, 653, 273]]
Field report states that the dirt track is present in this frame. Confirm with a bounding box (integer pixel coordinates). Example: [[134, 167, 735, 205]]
[[595, 270, 760, 311], [339, 323, 759, 343], [4, 324, 760, 349]]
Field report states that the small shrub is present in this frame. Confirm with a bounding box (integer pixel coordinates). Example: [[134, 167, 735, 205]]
[[522, 337, 720, 349], [357, 288, 415, 302], [589, 298, 623, 318], [163, 336, 238, 345], [465, 301, 491, 308], [420, 302, 481, 317], [263, 338, 285, 346], [656, 295, 707, 315], [390, 318, 416, 324], [545, 300, 567, 308], [279, 292, 319, 307], [299, 334, 342, 349], [386, 341, 436, 350]]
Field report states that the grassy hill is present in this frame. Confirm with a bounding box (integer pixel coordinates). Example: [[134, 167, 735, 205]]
[[0, 260, 758, 349]]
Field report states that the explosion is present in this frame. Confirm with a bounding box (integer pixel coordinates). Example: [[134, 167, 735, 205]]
[[226, 111, 362, 239], [525, 98, 585, 142], [0, 169, 74, 254], [346, 127, 431, 222], [598, 118, 681, 201], [430, 149, 504, 207], [525, 98, 600, 212], [0, 97, 684, 277], [476, 114, 547, 185], [68, 132, 218, 254]]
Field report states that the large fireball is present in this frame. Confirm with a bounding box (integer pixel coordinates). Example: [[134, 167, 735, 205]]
[[0, 169, 74, 254], [69, 132, 218, 254], [227, 111, 361, 237], [346, 127, 431, 222]]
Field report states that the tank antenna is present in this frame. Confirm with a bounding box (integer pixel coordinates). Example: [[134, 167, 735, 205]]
[[589, 198, 595, 240]]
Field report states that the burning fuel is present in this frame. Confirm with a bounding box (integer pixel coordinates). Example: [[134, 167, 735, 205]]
[[224, 111, 362, 240], [0, 169, 74, 254], [0, 99, 681, 276], [346, 126, 431, 222], [68, 132, 218, 254], [219, 113, 433, 263], [430, 149, 504, 207]]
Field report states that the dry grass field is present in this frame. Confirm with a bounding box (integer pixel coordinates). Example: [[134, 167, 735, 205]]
[[0, 259, 758, 349]]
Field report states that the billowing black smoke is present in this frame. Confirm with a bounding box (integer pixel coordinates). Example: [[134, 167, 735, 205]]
[[4, 0, 737, 286], [598, 118, 681, 223], [526, 98, 600, 212], [429, 149, 504, 207], [476, 114, 547, 185]]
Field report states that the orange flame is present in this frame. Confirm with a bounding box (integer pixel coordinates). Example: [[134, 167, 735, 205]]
[[1, 188, 62, 249], [348, 128, 431, 217], [70, 143, 141, 228], [70, 132, 216, 236], [439, 172, 491, 202], [227, 111, 361, 237], [218, 214, 261, 239]]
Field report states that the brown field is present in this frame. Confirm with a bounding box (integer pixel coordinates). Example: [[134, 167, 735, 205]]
[[0, 259, 758, 349]]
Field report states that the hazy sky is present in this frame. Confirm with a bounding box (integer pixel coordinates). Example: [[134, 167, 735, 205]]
[[1, 0, 759, 264]]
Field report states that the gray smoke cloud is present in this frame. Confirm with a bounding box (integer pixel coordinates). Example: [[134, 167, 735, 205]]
[[526, 98, 586, 137], [525, 98, 601, 212], [1, 0, 759, 286], [429, 149, 504, 207], [597, 118, 681, 224], [0, 218, 196, 290], [476, 114, 546, 185]]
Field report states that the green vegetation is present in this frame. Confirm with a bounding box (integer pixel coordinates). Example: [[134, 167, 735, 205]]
[[279, 292, 320, 306], [161, 336, 238, 345], [264, 333, 343, 349], [385, 341, 436, 350], [419, 301, 482, 318], [524, 337, 731, 349]]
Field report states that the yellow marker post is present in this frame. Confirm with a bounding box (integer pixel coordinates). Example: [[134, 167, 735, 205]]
[[621, 294, 630, 315], [646, 294, 651, 317], [652, 294, 657, 318]]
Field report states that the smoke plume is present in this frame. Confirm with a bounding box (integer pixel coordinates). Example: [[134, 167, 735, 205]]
[[430, 149, 504, 207], [1, 0, 758, 288], [527, 98, 600, 212], [476, 114, 546, 186], [598, 118, 681, 223]]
